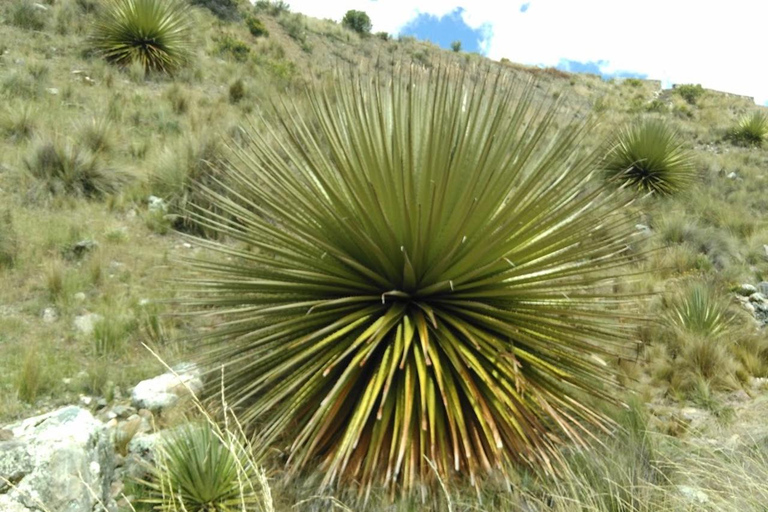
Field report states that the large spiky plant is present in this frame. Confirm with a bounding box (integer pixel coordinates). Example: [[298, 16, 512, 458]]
[[91, 0, 193, 73], [182, 65, 641, 494], [602, 119, 695, 195]]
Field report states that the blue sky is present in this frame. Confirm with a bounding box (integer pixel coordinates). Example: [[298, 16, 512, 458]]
[[284, 1, 768, 105]]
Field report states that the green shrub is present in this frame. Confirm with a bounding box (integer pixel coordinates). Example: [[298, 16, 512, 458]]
[[278, 12, 306, 42], [645, 98, 667, 113], [141, 423, 269, 511], [7, 0, 47, 30], [727, 111, 768, 147], [215, 35, 251, 62], [254, 0, 290, 15], [450, 40, 462, 52], [675, 83, 704, 105], [91, 0, 194, 73], [228, 78, 246, 103], [182, 66, 641, 493], [0, 210, 19, 270], [375, 31, 390, 41], [24, 139, 128, 198], [624, 78, 643, 87], [341, 9, 372, 34], [245, 14, 268, 37], [602, 118, 695, 195], [189, 0, 240, 20]]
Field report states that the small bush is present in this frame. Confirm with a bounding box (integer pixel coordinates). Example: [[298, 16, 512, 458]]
[[727, 111, 768, 147], [675, 83, 704, 105], [602, 118, 695, 195], [228, 78, 246, 104], [189, 0, 240, 20], [450, 40, 462, 52], [91, 0, 194, 73], [25, 139, 127, 198], [215, 35, 251, 62], [245, 14, 268, 37], [624, 78, 643, 87], [141, 422, 269, 511], [254, 0, 289, 15], [375, 31, 390, 41], [341, 9, 372, 35], [0, 210, 20, 269], [645, 98, 667, 113], [278, 12, 306, 42], [7, 0, 47, 30]]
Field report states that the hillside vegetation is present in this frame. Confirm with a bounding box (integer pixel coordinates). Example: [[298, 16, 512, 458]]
[[1, 0, 768, 511]]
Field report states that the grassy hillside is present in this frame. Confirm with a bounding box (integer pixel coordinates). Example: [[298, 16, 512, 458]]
[[2, 0, 768, 510]]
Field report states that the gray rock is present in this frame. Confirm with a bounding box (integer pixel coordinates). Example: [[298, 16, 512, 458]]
[[0, 406, 115, 512], [735, 284, 758, 296], [73, 292, 87, 302], [147, 196, 167, 213], [678, 485, 709, 504], [74, 313, 103, 336], [757, 282, 768, 296], [72, 239, 98, 258], [41, 307, 58, 323], [131, 364, 202, 412], [749, 292, 767, 303]]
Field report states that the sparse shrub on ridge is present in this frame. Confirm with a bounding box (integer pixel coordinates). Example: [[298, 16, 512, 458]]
[[254, 0, 290, 16], [182, 65, 642, 494], [451, 40, 462, 52], [91, 0, 194, 74], [727, 111, 768, 147], [245, 14, 269, 37], [675, 83, 704, 105], [189, 0, 241, 21], [341, 9, 372, 35], [216, 35, 251, 62], [602, 118, 695, 195]]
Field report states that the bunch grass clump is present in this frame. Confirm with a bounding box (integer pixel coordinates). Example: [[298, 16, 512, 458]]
[[602, 118, 695, 195], [91, 0, 193, 73], [728, 111, 768, 147], [182, 65, 642, 494], [24, 139, 127, 199]]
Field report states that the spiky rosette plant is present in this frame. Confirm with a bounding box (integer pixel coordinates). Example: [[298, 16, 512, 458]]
[[182, 65, 641, 494], [602, 119, 695, 195], [91, 0, 193, 73]]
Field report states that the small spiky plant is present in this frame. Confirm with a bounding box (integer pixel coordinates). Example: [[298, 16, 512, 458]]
[[602, 119, 695, 195], [729, 111, 768, 147], [182, 65, 641, 494], [91, 0, 193, 73], [143, 423, 267, 511]]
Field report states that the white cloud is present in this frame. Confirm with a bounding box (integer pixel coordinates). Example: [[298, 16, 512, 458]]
[[282, 0, 768, 104]]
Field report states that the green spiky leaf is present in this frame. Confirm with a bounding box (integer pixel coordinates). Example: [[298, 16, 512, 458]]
[[91, 0, 193, 73], [182, 65, 642, 493], [602, 118, 695, 195]]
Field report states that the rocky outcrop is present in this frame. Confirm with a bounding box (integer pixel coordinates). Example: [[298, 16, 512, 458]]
[[0, 406, 116, 512], [130, 364, 202, 412]]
